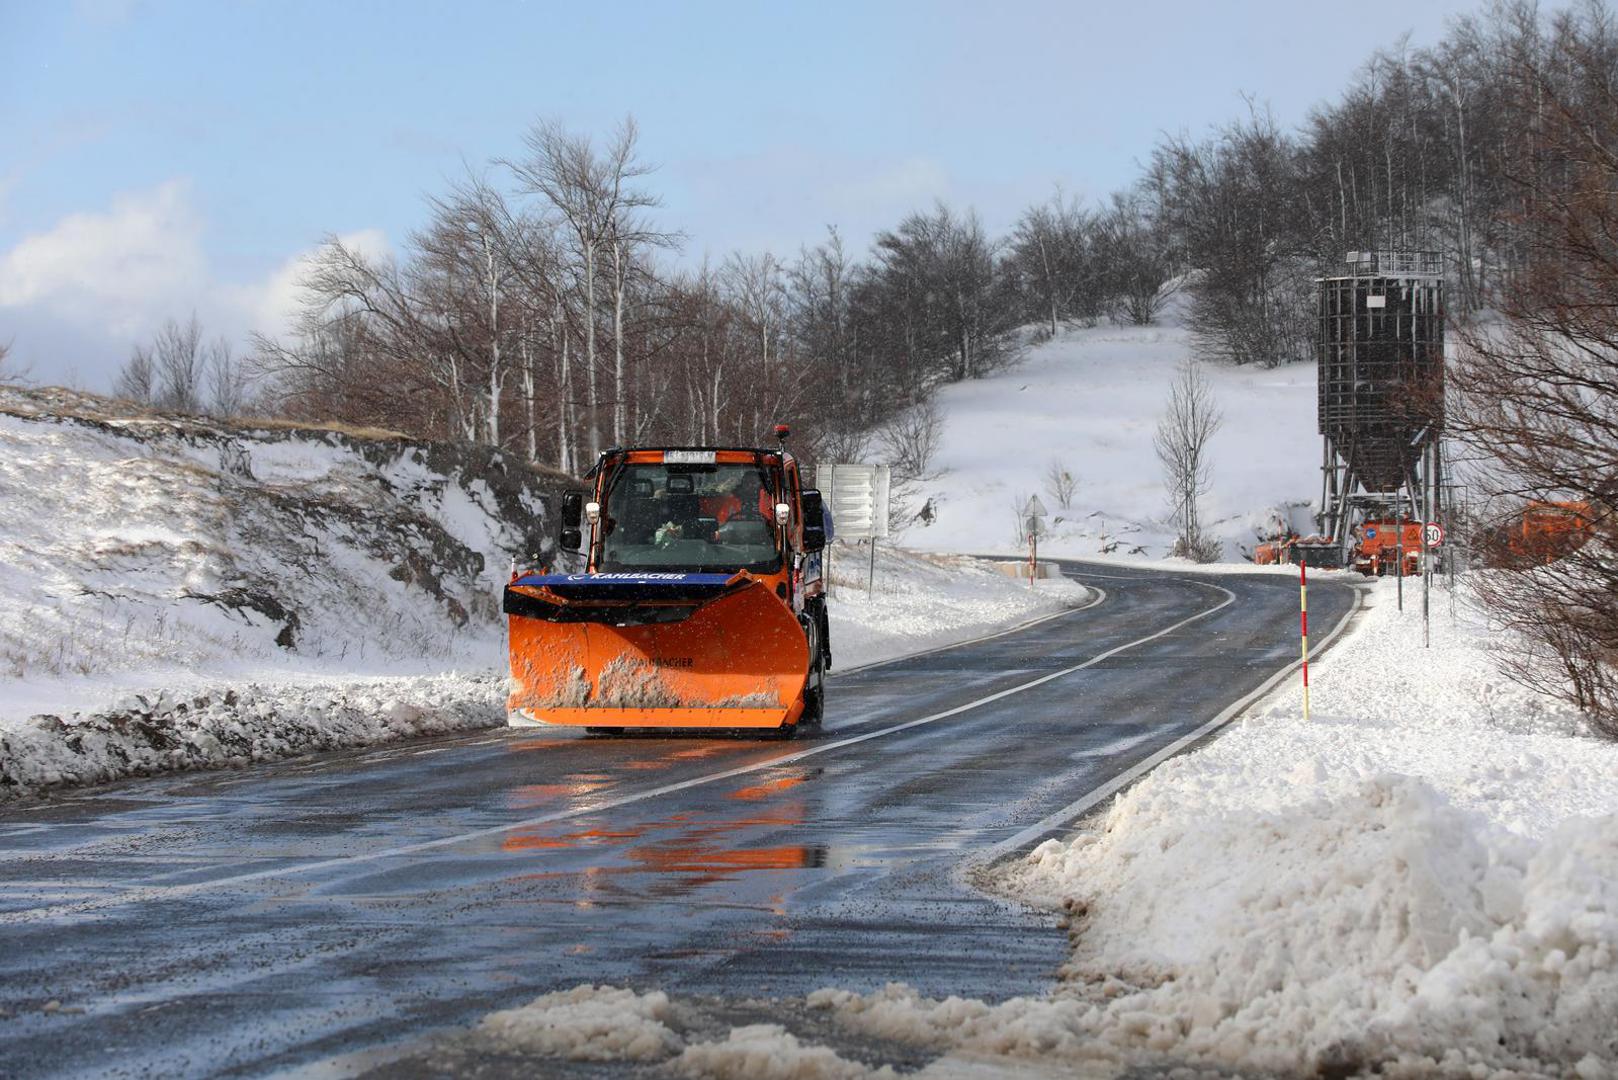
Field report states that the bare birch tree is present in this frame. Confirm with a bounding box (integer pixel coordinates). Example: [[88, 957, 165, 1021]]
[[1154, 359, 1223, 560], [0, 340, 21, 385], [114, 345, 157, 404]]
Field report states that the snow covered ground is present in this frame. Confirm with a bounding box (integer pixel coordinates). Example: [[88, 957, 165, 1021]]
[[817, 578, 1618, 1078], [0, 386, 1085, 801], [899, 305, 1320, 564], [822, 541, 1087, 670], [0, 386, 555, 716], [471, 578, 1618, 1079]]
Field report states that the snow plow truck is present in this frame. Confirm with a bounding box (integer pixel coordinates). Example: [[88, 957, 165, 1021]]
[[504, 431, 831, 734]]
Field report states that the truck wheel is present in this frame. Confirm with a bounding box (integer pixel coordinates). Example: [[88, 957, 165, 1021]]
[[799, 611, 826, 728], [802, 648, 825, 727]]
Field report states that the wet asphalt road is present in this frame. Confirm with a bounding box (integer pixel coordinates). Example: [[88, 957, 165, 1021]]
[[0, 562, 1355, 1079]]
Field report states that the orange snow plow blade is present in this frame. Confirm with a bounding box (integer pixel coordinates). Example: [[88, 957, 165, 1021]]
[[504, 572, 810, 729]]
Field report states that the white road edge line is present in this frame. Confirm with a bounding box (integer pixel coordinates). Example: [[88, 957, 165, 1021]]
[[970, 580, 1366, 869], [3, 579, 1232, 924]]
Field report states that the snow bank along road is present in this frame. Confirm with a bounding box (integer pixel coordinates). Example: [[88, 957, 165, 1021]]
[[0, 562, 1356, 1078]]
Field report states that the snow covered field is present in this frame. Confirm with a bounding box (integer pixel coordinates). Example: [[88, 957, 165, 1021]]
[[900, 308, 1320, 563], [473, 578, 1618, 1079], [822, 542, 1087, 670]]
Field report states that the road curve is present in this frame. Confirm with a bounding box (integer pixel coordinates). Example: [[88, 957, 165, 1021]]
[[0, 562, 1356, 1079]]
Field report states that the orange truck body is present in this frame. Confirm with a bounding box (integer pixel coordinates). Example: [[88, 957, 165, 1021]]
[[1508, 501, 1595, 564], [1352, 520, 1425, 577], [1253, 535, 1340, 569], [503, 445, 829, 733]]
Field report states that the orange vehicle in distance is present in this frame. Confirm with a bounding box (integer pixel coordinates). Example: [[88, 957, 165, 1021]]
[[1486, 500, 1596, 567], [1351, 520, 1426, 577]]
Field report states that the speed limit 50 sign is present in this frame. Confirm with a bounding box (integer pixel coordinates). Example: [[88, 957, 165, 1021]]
[[1424, 522, 1445, 548]]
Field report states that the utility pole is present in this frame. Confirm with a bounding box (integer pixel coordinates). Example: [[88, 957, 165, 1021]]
[[1423, 439, 1435, 648], [1395, 486, 1405, 611]]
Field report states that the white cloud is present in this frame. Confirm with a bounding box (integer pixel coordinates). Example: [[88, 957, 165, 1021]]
[[0, 179, 387, 388], [224, 228, 390, 342], [0, 179, 206, 339]]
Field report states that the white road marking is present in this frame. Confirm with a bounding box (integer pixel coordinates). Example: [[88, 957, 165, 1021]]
[[970, 581, 1365, 867], [2, 576, 1240, 924], [830, 583, 1105, 676]]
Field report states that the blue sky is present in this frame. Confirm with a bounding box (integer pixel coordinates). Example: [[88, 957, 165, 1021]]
[[2, 0, 1489, 388]]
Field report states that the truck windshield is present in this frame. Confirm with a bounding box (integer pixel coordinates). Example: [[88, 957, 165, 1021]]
[[599, 462, 781, 573]]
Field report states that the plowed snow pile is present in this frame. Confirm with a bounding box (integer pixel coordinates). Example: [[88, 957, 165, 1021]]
[[476, 984, 894, 1079], [812, 579, 1618, 1078]]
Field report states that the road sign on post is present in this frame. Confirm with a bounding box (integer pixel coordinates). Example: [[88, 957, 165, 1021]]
[[1024, 495, 1048, 587], [1424, 522, 1445, 548], [813, 464, 891, 595]]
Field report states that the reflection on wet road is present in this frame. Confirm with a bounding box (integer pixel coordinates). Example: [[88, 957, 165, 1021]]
[[0, 563, 1354, 1079]]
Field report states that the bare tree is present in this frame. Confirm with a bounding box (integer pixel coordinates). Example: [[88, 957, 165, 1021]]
[[507, 116, 668, 452], [508, 120, 609, 457], [600, 119, 678, 443], [129, 315, 207, 413], [1045, 459, 1078, 509], [1153, 109, 1314, 368], [1154, 359, 1223, 560], [1009, 189, 1098, 336], [114, 346, 156, 403], [724, 251, 798, 440], [1450, 5, 1618, 735], [879, 397, 944, 485], [0, 340, 18, 386], [1096, 190, 1176, 326], [419, 175, 527, 449], [207, 339, 249, 418]]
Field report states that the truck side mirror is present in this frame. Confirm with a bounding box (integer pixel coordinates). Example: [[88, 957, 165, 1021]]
[[801, 489, 827, 553], [559, 491, 584, 552]]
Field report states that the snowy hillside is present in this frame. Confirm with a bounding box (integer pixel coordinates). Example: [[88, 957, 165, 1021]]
[[0, 387, 563, 717], [0, 386, 571, 796], [901, 305, 1320, 562]]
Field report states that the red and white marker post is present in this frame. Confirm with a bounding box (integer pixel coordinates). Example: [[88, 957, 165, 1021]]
[[1300, 561, 1311, 721]]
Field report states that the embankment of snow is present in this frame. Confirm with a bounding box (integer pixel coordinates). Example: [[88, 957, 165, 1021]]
[[477, 984, 681, 1062], [824, 543, 1088, 669], [811, 578, 1618, 1078], [1, 674, 504, 800], [675, 1024, 895, 1080], [0, 385, 567, 799], [0, 385, 564, 721]]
